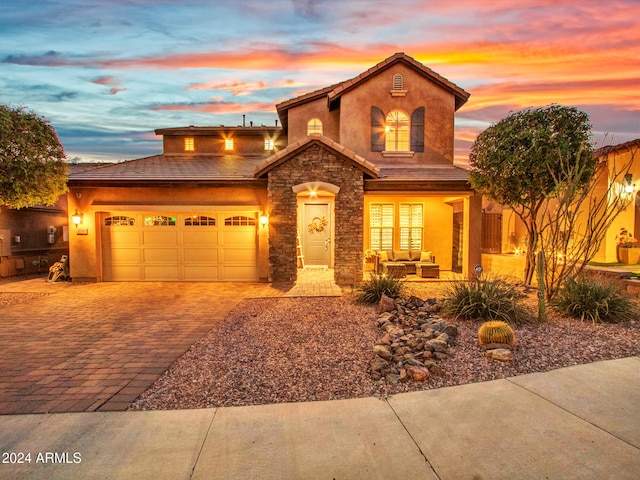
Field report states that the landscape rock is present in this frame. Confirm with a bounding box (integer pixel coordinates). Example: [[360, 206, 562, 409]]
[[486, 348, 514, 362], [371, 296, 457, 383], [377, 294, 396, 314], [406, 365, 430, 381]]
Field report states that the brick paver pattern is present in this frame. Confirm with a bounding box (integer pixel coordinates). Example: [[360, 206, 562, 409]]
[[0, 279, 285, 414]]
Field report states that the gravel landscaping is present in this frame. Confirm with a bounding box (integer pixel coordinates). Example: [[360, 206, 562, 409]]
[[130, 282, 640, 411]]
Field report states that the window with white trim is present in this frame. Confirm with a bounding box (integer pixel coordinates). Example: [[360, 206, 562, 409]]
[[104, 216, 135, 226], [399, 203, 423, 251], [185, 215, 216, 226], [370, 203, 394, 251], [144, 215, 176, 226], [385, 109, 410, 152], [225, 215, 256, 226], [307, 118, 323, 135]]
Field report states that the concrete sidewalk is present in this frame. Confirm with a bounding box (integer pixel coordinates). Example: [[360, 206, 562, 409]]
[[1, 357, 638, 480]]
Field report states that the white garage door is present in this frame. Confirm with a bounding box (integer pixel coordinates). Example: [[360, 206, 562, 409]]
[[101, 212, 258, 281]]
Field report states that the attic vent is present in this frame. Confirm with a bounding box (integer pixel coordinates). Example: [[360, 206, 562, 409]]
[[393, 73, 403, 90], [391, 73, 407, 96]]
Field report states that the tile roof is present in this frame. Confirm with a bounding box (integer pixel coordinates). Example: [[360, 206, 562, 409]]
[[595, 138, 640, 157], [68, 154, 267, 185], [376, 165, 470, 182], [253, 134, 380, 178]]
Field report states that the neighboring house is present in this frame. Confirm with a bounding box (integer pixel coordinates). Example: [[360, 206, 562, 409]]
[[593, 138, 640, 264], [67, 52, 482, 284], [0, 201, 68, 278], [481, 138, 640, 278], [0, 163, 109, 278]]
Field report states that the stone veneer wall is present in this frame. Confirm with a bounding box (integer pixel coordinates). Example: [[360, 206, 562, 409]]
[[267, 142, 364, 284]]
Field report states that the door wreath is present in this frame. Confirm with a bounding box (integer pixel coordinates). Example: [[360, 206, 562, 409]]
[[308, 216, 328, 233]]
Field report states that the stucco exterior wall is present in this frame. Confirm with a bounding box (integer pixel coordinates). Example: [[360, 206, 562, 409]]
[[266, 142, 364, 284], [338, 64, 456, 166], [286, 97, 341, 145]]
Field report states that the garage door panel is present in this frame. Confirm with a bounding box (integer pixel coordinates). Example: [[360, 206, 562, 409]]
[[223, 266, 257, 281], [144, 231, 178, 244], [107, 230, 140, 245], [107, 248, 141, 263], [144, 248, 179, 262], [184, 265, 220, 280], [222, 230, 255, 246], [108, 265, 143, 281], [183, 231, 219, 245], [223, 248, 256, 263], [184, 248, 218, 263], [144, 265, 179, 280]]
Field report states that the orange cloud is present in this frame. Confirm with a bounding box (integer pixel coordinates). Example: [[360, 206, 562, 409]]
[[188, 80, 266, 96]]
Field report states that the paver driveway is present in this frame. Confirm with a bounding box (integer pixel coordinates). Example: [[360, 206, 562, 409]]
[[0, 278, 283, 414]]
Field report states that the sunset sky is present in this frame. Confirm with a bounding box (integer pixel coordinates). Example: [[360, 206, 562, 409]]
[[2, 0, 638, 165]]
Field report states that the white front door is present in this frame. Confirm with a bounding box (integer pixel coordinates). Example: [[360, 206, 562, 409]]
[[302, 203, 331, 266]]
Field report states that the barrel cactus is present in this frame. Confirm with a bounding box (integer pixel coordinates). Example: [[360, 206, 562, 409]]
[[478, 321, 515, 347]]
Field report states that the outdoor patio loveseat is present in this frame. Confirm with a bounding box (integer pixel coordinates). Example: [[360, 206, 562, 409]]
[[375, 250, 439, 278]]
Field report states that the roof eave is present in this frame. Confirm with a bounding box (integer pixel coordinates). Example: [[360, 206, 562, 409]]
[[68, 179, 268, 189], [365, 179, 472, 192]]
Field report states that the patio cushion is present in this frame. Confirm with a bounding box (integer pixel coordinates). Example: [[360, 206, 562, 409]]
[[420, 251, 433, 262], [393, 250, 411, 261], [409, 250, 422, 261]]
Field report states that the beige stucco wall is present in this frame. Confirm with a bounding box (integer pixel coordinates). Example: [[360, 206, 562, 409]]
[[339, 64, 455, 166], [286, 97, 340, 144]]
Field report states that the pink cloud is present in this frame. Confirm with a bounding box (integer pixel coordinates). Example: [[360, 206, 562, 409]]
[[188, 80, 266, 96]]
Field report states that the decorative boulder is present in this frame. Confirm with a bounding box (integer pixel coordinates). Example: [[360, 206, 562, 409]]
[[486, 348, 514, 362], [377, 294, 396, 314]]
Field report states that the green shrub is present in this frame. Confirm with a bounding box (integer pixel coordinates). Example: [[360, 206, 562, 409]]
[[552, 276, 635, 323], [443, 276, 522, 324], [355, 273, 405, 304]]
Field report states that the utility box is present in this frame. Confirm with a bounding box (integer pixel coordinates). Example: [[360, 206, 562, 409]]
[[0, 228, 11, 256]]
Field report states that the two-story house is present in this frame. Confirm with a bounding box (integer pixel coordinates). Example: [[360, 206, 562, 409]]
[[67, 52, 481, 284]]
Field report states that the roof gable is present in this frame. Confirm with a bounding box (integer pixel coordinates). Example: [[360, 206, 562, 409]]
[[253, 134, 379, 178], [276, 53, 470, 130]]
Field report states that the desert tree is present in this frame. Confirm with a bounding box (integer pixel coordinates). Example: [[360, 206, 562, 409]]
[[469, 105, 595, 285], [0, 104, 68, 209]]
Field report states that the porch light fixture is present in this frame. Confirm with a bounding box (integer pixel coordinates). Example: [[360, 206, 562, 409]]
[[71, 209, 83, 227], [259, 213, 269, 227], [624, 174, 635, 194]]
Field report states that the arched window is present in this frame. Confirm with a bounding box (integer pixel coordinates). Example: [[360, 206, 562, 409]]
[[385, 109, 410, 152], [307, 118, 323, 135]]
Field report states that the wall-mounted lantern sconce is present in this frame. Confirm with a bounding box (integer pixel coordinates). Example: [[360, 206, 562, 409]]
[[71, 209, 83, 227], [259, 213, 269, 228], [624, 174, 635, 195]]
